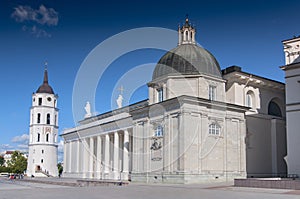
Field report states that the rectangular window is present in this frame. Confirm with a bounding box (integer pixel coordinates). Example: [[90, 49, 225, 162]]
[[155, 125, 163, 137], [38, 98, 42, 106], [209, 85, 216, 101], [37, 113, 41, 124], [157, 88, 163, 102]]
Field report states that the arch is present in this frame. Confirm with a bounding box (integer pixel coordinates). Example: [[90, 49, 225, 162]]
[[268, 98, 282, 117]]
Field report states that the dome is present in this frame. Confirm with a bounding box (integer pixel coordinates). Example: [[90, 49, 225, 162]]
[[152, 44, 222, 80], [36, 83, 54, 94], [36, 68, 55, 94]]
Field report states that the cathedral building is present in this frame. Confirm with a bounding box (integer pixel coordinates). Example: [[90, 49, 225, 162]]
[[61, 18, 286, 183], [27, 65, 59, 177]]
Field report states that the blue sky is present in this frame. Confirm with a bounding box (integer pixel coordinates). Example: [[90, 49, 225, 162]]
[[1, 0, 300, 156]]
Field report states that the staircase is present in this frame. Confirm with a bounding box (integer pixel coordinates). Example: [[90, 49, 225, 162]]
[[35, 170, 52, 177]]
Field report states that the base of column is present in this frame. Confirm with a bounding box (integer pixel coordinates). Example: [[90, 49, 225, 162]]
[[121, 172, 129, 181]]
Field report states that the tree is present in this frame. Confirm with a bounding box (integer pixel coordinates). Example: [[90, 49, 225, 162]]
[[7, 151, 27, 174], [57, 162, 63, 177], [0, 156, 4, 167]]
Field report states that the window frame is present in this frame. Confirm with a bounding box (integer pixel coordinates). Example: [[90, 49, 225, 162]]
[[208, 123, 221, 136], [209, 85, 217, 101]]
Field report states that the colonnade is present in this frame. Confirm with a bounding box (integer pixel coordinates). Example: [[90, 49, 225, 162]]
[[64, 129, 131, 180]]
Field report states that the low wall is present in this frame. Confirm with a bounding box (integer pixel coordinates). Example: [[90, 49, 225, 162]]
[[234, 178, 300, 190]]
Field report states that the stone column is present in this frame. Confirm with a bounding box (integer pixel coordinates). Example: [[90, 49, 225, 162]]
[[63, 141, 68, 173], [123, 130, 129, 179], [83, 138, 89, 178], [89, 137, 94, 178], [76, 139, 82, 174], [96, 135, 102, 179], [113, 132, 119, 179], [104, 134, 110, 175]]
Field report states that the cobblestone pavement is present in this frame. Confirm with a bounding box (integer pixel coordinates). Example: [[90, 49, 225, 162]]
[[1, 177, 300, 199]]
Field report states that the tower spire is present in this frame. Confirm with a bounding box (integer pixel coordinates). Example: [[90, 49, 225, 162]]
[[43, 62, 49, 84]]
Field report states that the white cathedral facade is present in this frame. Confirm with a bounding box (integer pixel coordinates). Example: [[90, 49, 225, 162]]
[[27, 67, 59, 177], [61, 18, 288, 183]]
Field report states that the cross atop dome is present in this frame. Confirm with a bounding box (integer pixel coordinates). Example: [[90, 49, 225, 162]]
[[178, 16, 196, 45]]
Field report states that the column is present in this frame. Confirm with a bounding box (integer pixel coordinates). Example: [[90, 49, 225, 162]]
[[63, 141, 68, 174], [76, 140, 80, 173], [104, 134, 110, 174], [113, 132, 119, 179], [96, 136, 102, 179], [89, 137, 94, 178], [123, 130, 129, 178], [83, 138, 89, 178]]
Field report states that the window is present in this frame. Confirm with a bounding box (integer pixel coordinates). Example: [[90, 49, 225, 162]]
[[157, 88, 163, 102], [41, 159, 43, 163], [209, 85, 216, 101], [42, 150, 44, 154], [37, 113, 41, 124], [246, 93, 252, 108], [55, 115, 57, 126], [154, 125, 163, 137], [268, 100, 282, 117], [46, 134, 49, 142], [46, 114, 50, 125], [38, 98, 42, 106], [185, 31, 188, 41], [209, 123, 220, 135], [37, 133, 40, 142]]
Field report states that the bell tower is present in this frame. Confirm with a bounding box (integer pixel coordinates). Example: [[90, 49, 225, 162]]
[[27, 63, 59, 177]]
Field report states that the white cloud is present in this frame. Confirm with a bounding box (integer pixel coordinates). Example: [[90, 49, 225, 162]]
[[22, 25, 51, 38], [11, 134, 29, 144], [0, 144, 14, 152], [11, 4, 58, 26]]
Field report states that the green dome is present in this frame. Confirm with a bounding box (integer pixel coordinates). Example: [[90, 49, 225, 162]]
[[153, 44, 221, 80]]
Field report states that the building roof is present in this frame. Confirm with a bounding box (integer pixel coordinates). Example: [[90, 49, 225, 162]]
[[36, 68, 54, 94], [152, 44, 222, 80]]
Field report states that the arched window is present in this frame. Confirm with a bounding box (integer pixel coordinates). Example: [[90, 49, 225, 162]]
[[268, 100, 282, 117], [37, 133, 40, 142], [37, 113, 41, 124], [185, 31, 188, 41], [46, 114, 50, 125], [46, 133, 49, 142], [209, 123, 220, 135], [245, 91, 254, 108]]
